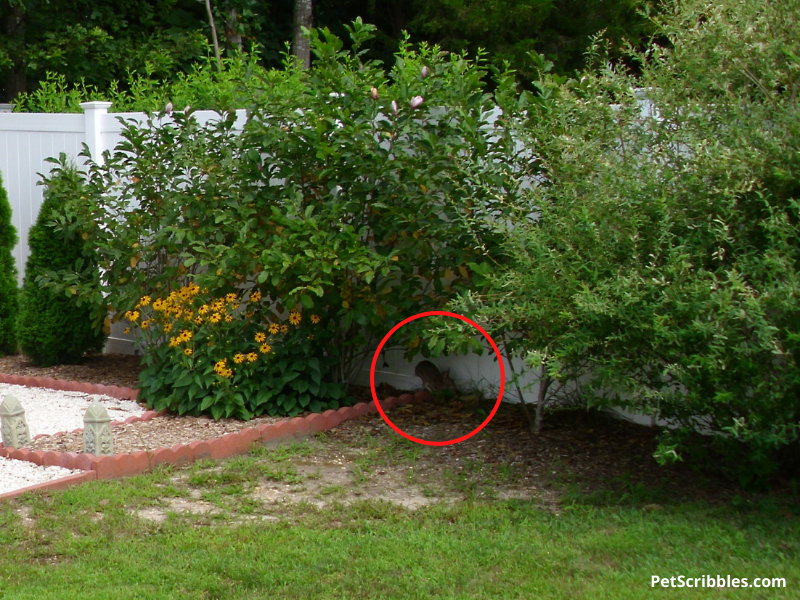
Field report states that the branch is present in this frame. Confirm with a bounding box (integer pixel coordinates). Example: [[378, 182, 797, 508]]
[[203, 0, 223, 71]]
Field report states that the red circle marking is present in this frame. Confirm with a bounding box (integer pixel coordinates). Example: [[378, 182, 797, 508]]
[[369, 311, 505, 446]]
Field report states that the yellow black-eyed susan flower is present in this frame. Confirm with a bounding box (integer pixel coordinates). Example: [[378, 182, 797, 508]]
[[269, 323, 280, 335], [226, 293, 237, 303], [259, 344, 272, 354], [311, 314, 321, 324], [225, 314, 234, 323], [198, 304, 210, 314], [246, 353, 258, 362], [194, 317, 204, 325], [139, 295, 152, 307], [209, 313, 222, 324], [183, 348, 193, 356], [233, 353, 245, 364], [255, 332, 267, 343], [280, 324, 289, 334], [250, 290, 262, 302], [289, 311, 302, 325]]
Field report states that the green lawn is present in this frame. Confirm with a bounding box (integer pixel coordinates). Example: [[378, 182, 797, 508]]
[[0, 434, 797, 600]]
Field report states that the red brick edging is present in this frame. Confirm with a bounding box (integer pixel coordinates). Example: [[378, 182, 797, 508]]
[[0, 372, 429, 501]]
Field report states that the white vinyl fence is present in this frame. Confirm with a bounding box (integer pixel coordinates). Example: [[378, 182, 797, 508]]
[[0, 102, 247, 286]]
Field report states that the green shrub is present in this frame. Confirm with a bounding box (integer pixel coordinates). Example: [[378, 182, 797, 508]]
[[0, 170, 18, 355], [17, 157, 106, 366], [45, 20, 521, 419], [450, 0, 800, 484], [12, 52, 275, 114]]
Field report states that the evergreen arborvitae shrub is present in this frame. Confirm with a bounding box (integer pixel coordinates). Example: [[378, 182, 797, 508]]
[[0, 170, 19, 355], [17, 160, 106, 366]]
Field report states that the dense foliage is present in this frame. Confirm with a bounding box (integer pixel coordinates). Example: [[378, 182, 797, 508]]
[[449, 0, 800, 484], [0, 0, 210, 101], [404, 0, 654, 82], [1, 0, 656, 103], [47, 21, 519, 419], [11, 53, 277, 114], [16, 158, 106, 366], [35, 0, 798, 483], [0, 170, 17, 355]]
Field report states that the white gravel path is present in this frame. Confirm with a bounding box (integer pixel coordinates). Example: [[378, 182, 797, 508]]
[[0, 457, 83, 495], [0, 384, 146, 496]]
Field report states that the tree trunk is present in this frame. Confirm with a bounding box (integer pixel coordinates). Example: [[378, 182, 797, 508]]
[[534, 373, 552, 434], [226, 7, 242, 52], [292, 0, 313, 69], [203, 0, 223, 70], [2, 4, 27, 101]]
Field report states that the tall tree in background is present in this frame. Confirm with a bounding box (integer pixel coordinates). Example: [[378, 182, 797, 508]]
[[293, 0, 313, 68]]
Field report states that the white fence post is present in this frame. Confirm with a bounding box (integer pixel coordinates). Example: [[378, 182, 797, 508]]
[[80, 101, 113, 165]]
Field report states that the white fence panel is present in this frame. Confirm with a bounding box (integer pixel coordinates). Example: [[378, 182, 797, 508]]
[[0, 112, 86, 281]]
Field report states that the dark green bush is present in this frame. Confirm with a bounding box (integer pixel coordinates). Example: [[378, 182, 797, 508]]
[[17, 157, 106, 366], [0, 170, 18, 355], [45, 21, 521, 419]]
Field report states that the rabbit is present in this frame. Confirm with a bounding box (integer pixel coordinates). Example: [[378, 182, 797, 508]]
[[414, 360, 457, 392]]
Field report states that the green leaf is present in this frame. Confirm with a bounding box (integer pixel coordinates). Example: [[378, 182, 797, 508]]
[[200, 394, 216, 411]]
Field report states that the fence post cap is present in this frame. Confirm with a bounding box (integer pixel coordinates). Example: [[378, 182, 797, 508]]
[[79, 101, 113, 111]]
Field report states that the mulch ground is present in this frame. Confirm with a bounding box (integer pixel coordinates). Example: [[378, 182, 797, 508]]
[[0, 353, 142, 389], [1, 352, 795, 508]]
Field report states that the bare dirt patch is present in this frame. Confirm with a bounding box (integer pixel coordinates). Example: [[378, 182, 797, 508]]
[[130, 396, 758, 525], [2, 352, 775, 514]]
